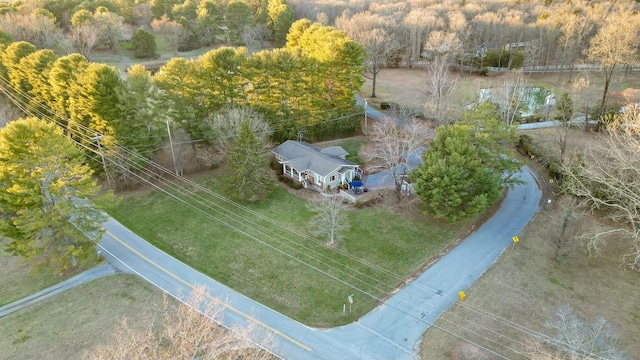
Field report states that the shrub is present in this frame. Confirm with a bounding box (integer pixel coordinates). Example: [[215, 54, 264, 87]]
[[518, 134, 565, 181], [132, 28, 157, 59], [484, 49, 524, 69], [270, 158, 283, 173], [279, 175, 303, 189], [518, 134, 535, 157], [527, 114, 544, 123], [380, 101, 399, 110]]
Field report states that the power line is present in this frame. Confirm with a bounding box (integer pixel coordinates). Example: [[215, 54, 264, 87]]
[[0, 76, 568, 359], [0, 74, 604, 359]]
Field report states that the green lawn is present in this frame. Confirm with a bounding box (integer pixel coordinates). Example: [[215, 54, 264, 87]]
[[0, 237, 102, 307], [109, 166, 470, 327]]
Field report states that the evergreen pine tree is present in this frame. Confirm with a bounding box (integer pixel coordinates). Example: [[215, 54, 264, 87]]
[[228, 120, 273, 201], [0, 118, 114, 273], [132, 28, 158, 58]]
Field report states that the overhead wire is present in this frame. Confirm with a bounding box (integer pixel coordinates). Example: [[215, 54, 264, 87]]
[[0, 74, 564, 358], [0, 74, 601, 359], [0, 75, 568, 359]]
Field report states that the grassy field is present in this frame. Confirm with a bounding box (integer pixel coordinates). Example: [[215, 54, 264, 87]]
[[419, 128, 640, 359], [361, 67, 640, 115], [108, 158, 474, 327], [0, 237, 103, 306], [0, 275, 163, 360], [89, 34, 219, 74], [91, 33, 276, 74]]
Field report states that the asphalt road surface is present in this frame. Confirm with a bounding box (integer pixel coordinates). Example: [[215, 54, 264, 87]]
[[0, 263, 117, 318], [97, 166, 541, 360]]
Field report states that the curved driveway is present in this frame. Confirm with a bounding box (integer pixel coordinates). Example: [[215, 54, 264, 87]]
[[97, 166, 541, 360]]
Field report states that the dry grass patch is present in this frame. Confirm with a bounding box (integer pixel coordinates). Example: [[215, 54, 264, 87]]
[[420, 127, 640, 359], [360, 68, 640, 115], [0, 275, 163, 360], [0, 237, 102, 306], [419, 206, 640, 359]]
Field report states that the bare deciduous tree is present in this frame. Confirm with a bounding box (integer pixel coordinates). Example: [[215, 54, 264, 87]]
[[562, 106, 640, 269], [359, 27, 400, 98], [551, 197, 579, 262], [316, 12, 329, 26], [151, 15, 186, 55], [495, 71, 528, 125], [361, 116, 434, 200], [85, 287, 275, 360], [0, 103, 21, 128], [241, 25, 256, 53], [447, 10, 470, 75], [535, 305, 627, 360], [554, 92, 574, 162], [336, 12, 400, 98], [28, 12, 63, 49], [0, 13, 63, 49], [586, 11, 640, 118], [251, 23, 272, 49], [204, 106, 273, 163], [132, 3, 153, 26], [92, 10, 126, 53], [69, 24, 98, 59], [402, 8, 443, 68], [422, 31, 460, 123], [242, 23, 272, 52], [570, 74, 593, 132], [308, 195, 349, 246], [557, 10, 593, 82]]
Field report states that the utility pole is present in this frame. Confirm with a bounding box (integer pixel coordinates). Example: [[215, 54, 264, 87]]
[[364, 98, 368, 135], [90, 135, 112, 188], [166, 120, 178, 176]]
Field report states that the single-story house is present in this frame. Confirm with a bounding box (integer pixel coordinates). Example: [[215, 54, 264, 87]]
[[272, 140, 360, 191]]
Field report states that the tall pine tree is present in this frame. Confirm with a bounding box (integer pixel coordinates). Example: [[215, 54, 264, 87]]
[[412, 124, 502, 221], [0, 118, 113, 273], [412, 104, 521, 221], [228, 120, 273, 201]]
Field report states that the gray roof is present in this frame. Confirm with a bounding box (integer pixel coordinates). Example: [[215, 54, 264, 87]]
[[321, 146, 349, 157], [272, 140, 358, 177]]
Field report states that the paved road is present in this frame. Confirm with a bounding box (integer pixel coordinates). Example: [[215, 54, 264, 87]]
[[0, 263, 118, 318], [516, 117, 596, 130], [356, 96, 388, 121], [97, 166, 541, 360]]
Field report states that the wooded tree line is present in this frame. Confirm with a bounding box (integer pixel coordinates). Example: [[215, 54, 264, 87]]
[[2, 0, 635, 70], [0, 19, 365, 170], [294, 0, 639, 72], [0, 0, 297, 55], [2, 0, 637, 123], [154, 19, 364, 144]]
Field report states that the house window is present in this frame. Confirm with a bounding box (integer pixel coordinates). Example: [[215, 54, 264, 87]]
[[330, 175, 337, 182]]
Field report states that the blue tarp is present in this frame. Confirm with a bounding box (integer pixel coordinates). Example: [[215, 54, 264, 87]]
[[351, 180, 363, 188]]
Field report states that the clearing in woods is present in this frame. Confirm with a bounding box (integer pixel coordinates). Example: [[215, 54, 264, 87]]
[[360, 67, 640, 114]]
